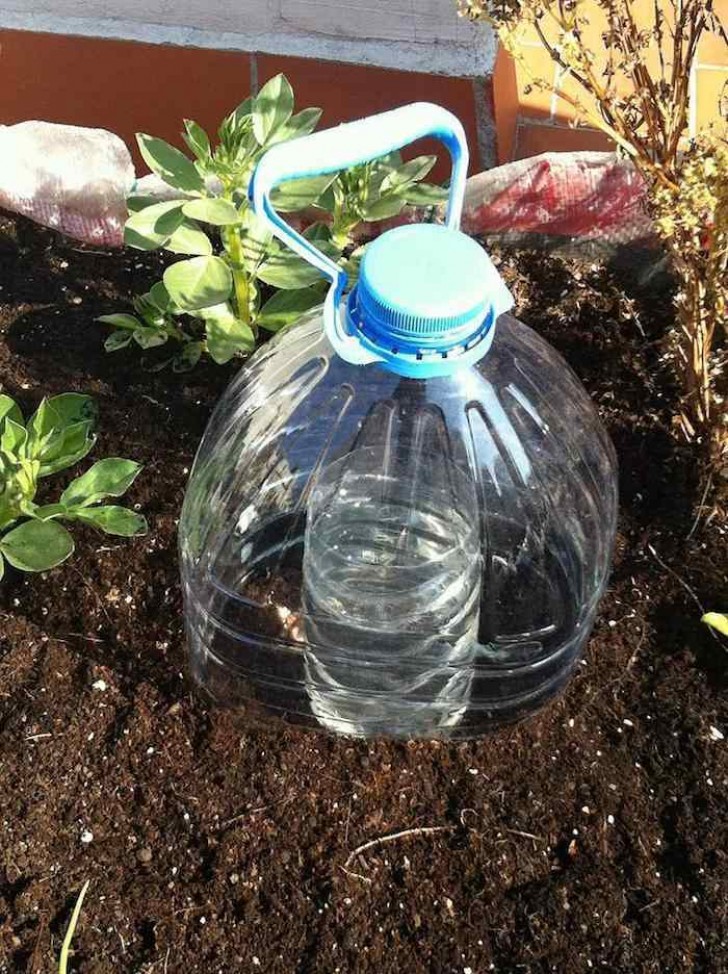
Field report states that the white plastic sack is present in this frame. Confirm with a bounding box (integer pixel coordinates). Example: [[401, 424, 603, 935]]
[[0, 121, 134, 246]]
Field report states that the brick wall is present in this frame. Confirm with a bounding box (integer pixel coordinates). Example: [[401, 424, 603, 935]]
[[493, 0, 728, 163], [0, 30, 492, 177], [0, 1, 724, 175]]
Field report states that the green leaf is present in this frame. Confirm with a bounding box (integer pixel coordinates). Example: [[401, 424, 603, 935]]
[[702, 612, 728, 637], [182, 198, 240, 226], [267, 107, 322, 146], [146, 204, 186, 236], [40, 421, 96, 477], [61, 458, 142, 508], [33, 503, 66, 520], [238, 208, 273, 270], [192, 302, 239, 325], [104, 331, 132, 352], [0, 553, 4, 583], [258, 287, 324, 332], [361, 195, 407, 222], [205, 313, 255, 364], [256, 250, 323, 290], [28, 395, 97, 477], [0, 395, 22, 427], [41, 394, 97, 431], [149, 282, 171, 311], [314, 183, 337, 214], [303, 222, 333, 242], [302, 223, 342, 257], [403, 182, 449, 206], [126, 195, 160, 213], [134, 295, 165, 326], [136, 134, 205, 193], [123, 227, 164, 253], [0, 515, 13, 541], [163, 221, 213, 256], [163, 256, 232, 311], [218, 100, 256, 156], [253, 74, 294, 145], [28, 392, 98, 440], [271, 173, 338, 213], [0, 519, 74, 572], [230, 96, 254, 124], [182, 118, 211, 161], [205, 340, 237, 366], [173, 342, 203, 372], [379, 150, 404, 168], [133, 328, 168, 349], [124, 201, 185, 250], [379, 155, 437, 194], [97, 313, 143, 331], [0, 479, 22, 524], [1, 418, 27, 454], [71, 506, 147, 538]]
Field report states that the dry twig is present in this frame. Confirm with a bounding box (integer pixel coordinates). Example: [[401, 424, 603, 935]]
[[459, 0, 728, 467], [342, 825, 456, 883]]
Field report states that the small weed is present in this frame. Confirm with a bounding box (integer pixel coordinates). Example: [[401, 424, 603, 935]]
[[58, 880, 90, 974]]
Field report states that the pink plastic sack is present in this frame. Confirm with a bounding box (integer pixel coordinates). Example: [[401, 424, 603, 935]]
[[460, 151, 653, 246]]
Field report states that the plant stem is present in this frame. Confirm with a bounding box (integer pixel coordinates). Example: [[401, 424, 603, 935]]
[[330, 180, 359, 254], [59, 880, 90, 974], [331, 222, 356, 253], [161, 320, 189, 342], [224, 225, 253, 332]]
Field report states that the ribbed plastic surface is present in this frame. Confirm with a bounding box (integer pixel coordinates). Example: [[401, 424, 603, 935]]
[[180, 306, 618, 740]]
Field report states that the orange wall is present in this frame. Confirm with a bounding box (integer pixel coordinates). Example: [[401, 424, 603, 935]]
[[0, 32, 254, 169], [0, 29, 485, 178], [0, 15, 725, 173]]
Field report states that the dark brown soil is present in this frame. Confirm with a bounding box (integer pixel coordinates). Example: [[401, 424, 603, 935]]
[[0, 213, 726, 974]]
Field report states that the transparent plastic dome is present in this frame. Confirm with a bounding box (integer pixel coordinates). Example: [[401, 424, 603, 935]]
[[180, 306, 617, 739], [180, 102, 618, 739]]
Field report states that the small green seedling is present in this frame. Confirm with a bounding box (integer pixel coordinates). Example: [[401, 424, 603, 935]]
[[702, 612, 728, 637], [322, 152, 447, 252], [0, 393, 147, 579], [59, 880, 90, 974], [99, 73, 445, 370]]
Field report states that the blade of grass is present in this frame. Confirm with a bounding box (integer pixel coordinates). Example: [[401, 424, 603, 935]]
[[59, 880, 90, 974]]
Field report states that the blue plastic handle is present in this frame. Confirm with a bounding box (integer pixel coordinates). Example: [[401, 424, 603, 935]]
[[249, 102, 470, 366]]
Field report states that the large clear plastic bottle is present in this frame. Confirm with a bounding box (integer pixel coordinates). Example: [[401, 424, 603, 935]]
[[179, 104, 618, 740]]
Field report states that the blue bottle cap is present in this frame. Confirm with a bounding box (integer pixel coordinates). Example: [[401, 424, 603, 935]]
[[346, 224, 512, 377]]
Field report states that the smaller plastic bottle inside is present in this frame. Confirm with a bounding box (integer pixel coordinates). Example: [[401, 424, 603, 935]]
[[303, 443, 482, 736], [179, 103, 618, 740]]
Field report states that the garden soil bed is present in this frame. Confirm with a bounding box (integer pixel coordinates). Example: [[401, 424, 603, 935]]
[[0, 212, 726, 974]]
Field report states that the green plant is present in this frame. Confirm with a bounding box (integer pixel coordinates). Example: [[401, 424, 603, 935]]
[[58, 880, 90, 974], [99, 74, 445, 370], [322, 152, 447, 252], [458, 0, 728, 467], [702, 612, 728, 637], [652, 134, 728, 460], [0, 393, 147, 578]]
